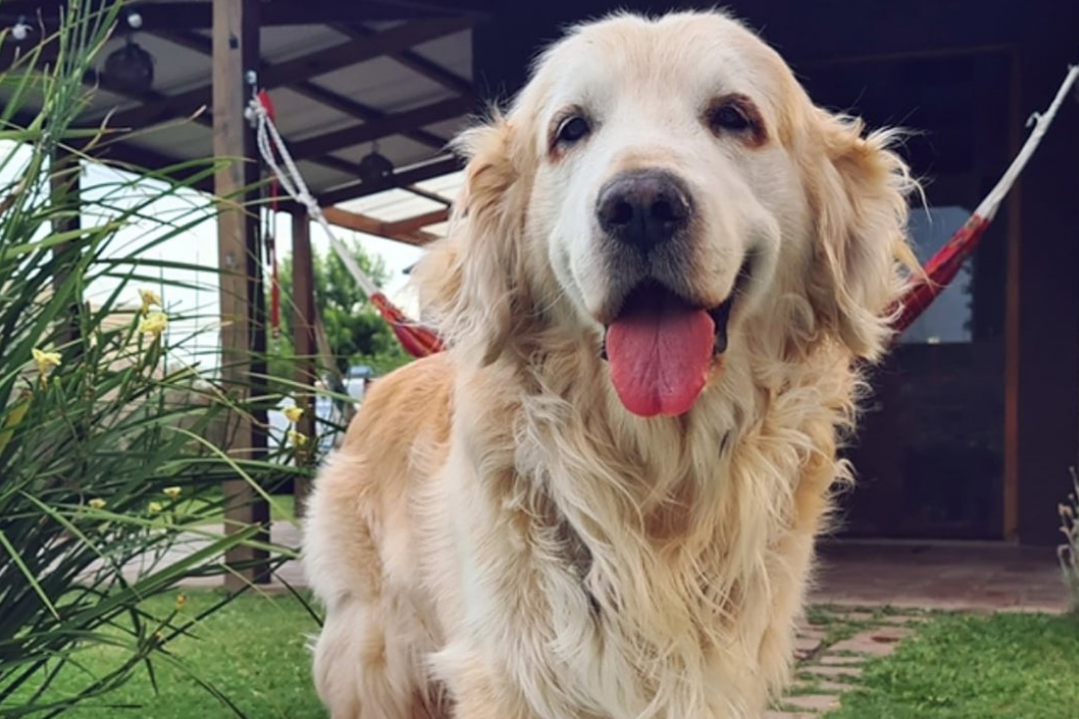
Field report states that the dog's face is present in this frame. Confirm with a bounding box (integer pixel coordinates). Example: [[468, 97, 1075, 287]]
[[419, 11, 914, 418]]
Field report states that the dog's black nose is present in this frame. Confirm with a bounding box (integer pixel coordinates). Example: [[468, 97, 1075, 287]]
[[596, 169, 692, 250]]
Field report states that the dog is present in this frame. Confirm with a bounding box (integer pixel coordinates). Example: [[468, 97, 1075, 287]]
[[303, 9, 916, 719]]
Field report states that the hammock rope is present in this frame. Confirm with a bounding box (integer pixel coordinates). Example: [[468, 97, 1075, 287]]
[[892, 59, 1079, 333], [247, 91, 443, 358], [247, 56, 1078, 359]]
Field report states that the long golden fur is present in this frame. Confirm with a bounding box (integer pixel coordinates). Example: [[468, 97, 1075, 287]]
[[303, 10, 916, 719]]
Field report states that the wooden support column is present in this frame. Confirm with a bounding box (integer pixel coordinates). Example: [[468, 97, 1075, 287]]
[[291, 208, 318, 517], [1014, 32, 1079, 545], [213, 0, 269, 587], [50, 148, 81, 349]]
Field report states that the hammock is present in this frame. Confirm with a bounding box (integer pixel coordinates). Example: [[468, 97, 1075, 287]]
[[248, 58, 1078, 359], [892, 60, 1079, 334], [249, 90, 444, 358]]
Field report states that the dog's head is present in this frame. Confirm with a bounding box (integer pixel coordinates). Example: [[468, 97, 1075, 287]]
[[416, 11, 916, 418]]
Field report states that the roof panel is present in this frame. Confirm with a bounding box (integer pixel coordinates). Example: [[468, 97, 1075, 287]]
[[315, 56, 456, 115], [422, 117, 470, 142], [295, 159, 353, 195], [335, 134, 438, 171], [259, 25, 350, 63], [410, 29, 473, 79], [263, 87, 357, 142], [7, 14, 476, 206]]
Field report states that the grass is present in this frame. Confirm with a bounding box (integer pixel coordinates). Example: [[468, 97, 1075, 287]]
[[13, 596, 1079, 719], [7, 591, 324, 719], [825, 612, 1079, 719]]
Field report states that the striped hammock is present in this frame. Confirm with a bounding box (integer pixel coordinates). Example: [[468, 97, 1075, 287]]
[[250, 58, 1078, 360]]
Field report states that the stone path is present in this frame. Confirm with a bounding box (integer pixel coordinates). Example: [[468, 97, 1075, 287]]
[[766, 607, 925, 719]]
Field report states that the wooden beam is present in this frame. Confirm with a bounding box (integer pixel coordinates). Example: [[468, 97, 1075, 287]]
[[0, 1, 485, 30], [213, 0, 270, 588], [318, 155, 463, 205], [291, 208, 317, 518], [290, 96, 472, 161], [288, 81, 450, 151], [322, 206, 439, 245], [404, 184, 453, 205], [383, 207, 449, 234], [152, 29, 451, 151], [335, 24, 473, 96], [105, 18, 474, 131]]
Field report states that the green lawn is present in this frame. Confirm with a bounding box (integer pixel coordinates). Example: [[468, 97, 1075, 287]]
[[10, 591, 325, 719], [11, 594, 1079, 719], [826, 612, 1079, 719]]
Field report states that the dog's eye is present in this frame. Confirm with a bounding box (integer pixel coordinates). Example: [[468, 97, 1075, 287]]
[[556, 115, 591, 146], [709, 104, 751, 132]]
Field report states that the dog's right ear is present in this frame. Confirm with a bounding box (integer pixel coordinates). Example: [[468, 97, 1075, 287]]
[[412, 113, 530, 366]]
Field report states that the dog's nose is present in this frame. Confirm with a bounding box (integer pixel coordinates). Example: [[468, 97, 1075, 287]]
[[596, 169, 692, 250]]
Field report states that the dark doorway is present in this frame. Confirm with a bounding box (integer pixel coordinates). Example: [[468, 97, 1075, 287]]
[[799, 50, 1013, 539]]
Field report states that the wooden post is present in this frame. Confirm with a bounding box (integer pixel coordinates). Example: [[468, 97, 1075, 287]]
[[1002, 49, 1022, 540], [291, 208, 318, 517], [50, 148, 81, 349], [213, 0, 270, 587]]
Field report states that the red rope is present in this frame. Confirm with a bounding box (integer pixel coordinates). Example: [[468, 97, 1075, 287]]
[[892, 214, 989, 335]]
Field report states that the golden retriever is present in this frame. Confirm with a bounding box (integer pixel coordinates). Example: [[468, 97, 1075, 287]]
[[303, 9, 915, 719]]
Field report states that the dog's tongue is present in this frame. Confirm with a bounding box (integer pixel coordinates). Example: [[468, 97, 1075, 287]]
[[606, 289, 714, 418]]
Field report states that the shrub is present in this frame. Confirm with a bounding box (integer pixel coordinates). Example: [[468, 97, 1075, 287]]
[[1058, 467, 1079, 612], [0, 2, 302, 715]]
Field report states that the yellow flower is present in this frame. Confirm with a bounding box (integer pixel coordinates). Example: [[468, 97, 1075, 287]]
[[283, 406, 304, 424], [148, 501, 164, 514], [163, 486, 182, 499], [32, 348, 62, 377], [139, 288, 162, 316], [88, 498, 106, 510], [287, 430, 308, 447], [175, 593, 187, 611], [139, 311, 168, 338]]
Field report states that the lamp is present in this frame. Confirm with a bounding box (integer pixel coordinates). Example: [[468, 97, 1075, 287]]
[[102, 35, 154, 93]]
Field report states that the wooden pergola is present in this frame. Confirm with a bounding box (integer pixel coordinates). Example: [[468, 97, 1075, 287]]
[[1, 0, 489, 585]]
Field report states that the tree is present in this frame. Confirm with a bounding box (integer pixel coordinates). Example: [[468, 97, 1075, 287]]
[[271, 238, 412, 382]]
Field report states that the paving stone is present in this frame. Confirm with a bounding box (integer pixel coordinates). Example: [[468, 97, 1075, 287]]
[[786, 694, 840, 712], [834, 610, 876, 622], [813, 679, 859, 693], [818, 654, 865, 666], [764, 712, 813, 719], [804, 664, 863, 679], [829, 626, 914, 656], [794, 635, 822, 660]]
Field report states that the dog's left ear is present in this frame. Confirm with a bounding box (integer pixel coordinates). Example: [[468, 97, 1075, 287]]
[[804, 109, 918, 360], [412, 113, 531, 365]]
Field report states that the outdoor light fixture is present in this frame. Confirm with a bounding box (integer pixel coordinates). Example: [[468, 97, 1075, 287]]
[[358, 144, 395, 186], [102, 35, 154, 93], [10, 15, 30, 42]]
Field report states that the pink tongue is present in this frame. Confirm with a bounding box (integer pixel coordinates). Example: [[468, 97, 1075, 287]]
[[606, 292, 715, 418]]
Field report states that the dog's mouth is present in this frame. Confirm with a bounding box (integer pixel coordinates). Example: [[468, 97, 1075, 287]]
[[601, 259, 751, 418]]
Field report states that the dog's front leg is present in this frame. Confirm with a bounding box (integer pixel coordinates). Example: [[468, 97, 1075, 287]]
[[437, 646, 540, 719]]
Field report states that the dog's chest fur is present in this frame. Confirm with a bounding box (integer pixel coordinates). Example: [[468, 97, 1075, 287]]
[[435, 350, 852, 719]]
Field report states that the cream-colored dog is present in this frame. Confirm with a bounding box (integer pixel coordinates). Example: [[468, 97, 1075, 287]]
[[303, 10, 915, 719]]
